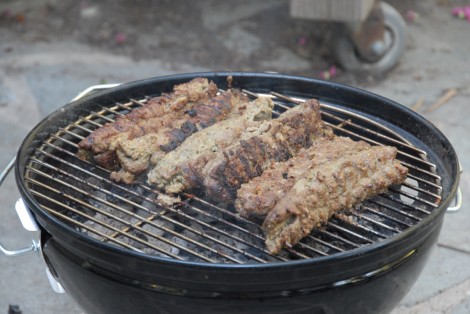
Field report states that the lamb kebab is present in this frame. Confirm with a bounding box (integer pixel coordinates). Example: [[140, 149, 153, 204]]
[[262, 145, 408, 254], [189, 99, 333, 203], [147, 96, 275, 193], [110, 89, 250, 183], [235, 136, 372, 219], [77, 77, 220, 169]]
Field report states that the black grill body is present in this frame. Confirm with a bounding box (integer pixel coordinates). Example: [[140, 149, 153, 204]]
[[15, 72, 460, 313], [43, 219, 441, 314]]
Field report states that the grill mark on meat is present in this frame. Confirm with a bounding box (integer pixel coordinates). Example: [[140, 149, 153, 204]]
[[147, 97, 275, 193], [185, 108, 197, 117], [77, 78, 218, 167], [160, 121, 199, 152], [79, 78, 216, 151], [235, 137, 372, 218], [110, 90, 249, 183], [262, 146, 408, 254], [200, 99, 334, 203]]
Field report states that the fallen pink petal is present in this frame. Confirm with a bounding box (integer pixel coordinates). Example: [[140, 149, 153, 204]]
[[1, 9, 12, 19], [114, 32, 127, 44], [451, 7, 462, 16], [464, 7, 470, 20], [329, 65, 337, 77], [405, 9, 419, 22]]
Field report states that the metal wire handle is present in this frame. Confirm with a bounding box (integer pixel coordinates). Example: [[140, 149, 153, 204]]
[[70, 83, 121, 102], [447, 162, 463, 213], [1, 158, 66, 293], [446, 187, 462, 213], [0, 157, 40, 257], [1, 85, 121, 257]]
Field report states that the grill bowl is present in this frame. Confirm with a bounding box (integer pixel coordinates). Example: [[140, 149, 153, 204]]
[[15, 72, 460, 313]]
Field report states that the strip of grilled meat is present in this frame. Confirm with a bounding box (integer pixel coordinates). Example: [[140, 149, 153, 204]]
[[77, 78, 218, 168], [235, 136, 372, 219], [110, 89, 250, 183], [200, 99, 333, 203], [147, 97, 274, 193], [262, 146, 408, 254]]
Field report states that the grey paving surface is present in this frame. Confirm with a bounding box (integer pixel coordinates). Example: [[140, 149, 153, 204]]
[[1, 1, 469, 313]]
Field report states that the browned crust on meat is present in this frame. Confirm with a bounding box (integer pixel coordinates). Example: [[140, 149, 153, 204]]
[[77, 77, 218, 168], [147, 97, 275, 192], [110, 90, 250, 183], [201, 99, 334, 203], [262, 146, 408, 254], [235, 137, 372, 218]]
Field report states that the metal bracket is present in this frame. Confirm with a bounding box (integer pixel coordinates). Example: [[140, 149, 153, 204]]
[[0, 239, 40, 257], [447, 162, 463, 213], [0, 157, 41, 257], [46, 267, 66, 294], [1, 83, 121, 255], [1, 157, 66, 293], [70, 83, 121, 102], [447, 187, 462, 213], [1, 83, 120, 292]]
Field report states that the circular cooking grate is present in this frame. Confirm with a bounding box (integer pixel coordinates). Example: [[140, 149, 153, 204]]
[[23, 88, 442, 264]]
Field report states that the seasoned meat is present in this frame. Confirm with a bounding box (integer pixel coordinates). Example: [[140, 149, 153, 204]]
[[262, 146, 408, 254], [77, 77, 218, 168], [147, 97, 275, 192], [200, 99, 334, 203], [110, 90, 249, 183], [235, 136, 372, 219]]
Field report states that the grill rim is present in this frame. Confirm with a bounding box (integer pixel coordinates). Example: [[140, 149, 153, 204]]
[[14, 72, 460, 274]]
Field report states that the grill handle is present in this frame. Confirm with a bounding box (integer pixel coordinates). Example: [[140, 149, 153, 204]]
[[70, 83, 120, 102], [447, 187, 462, 213], [0, 157, 40, 257], [1, 157, 66, 293], [0, 84, 120, 257], [447, 163, 463, 213]]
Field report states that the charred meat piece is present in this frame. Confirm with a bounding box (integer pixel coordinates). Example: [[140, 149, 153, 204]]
[[77, 78, 218, 168], [262, 146, 408, 254], [147, 97, 275, 193], [200, 99, 333, 203], [110, 90, 249, 183], [235, 137, 372, 219]]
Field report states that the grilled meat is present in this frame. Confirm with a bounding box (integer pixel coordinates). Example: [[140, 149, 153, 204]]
[[110, 90, 249, 183], [200, 99, 334, 203], [235, 136, 372, 219], [262, 146, 408, 254], [77, 77, 218, 168], [147, 97, 275, 193]]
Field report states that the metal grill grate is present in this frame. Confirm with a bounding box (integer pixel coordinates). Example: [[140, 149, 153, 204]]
[[23, 89, 442, 264]]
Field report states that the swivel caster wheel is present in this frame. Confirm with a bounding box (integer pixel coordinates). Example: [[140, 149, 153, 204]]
[[331, 2, 406, 74]]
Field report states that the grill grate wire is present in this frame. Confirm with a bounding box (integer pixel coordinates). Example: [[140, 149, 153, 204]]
[[23, 90, 443, 264]]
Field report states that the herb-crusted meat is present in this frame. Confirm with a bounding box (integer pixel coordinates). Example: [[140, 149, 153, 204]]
[[262, 146, 408, 254], [77, 77, 411, 256], [77, 77, 218, 169], [110, 89, 249, 183], [235, 136, 372, 219], [147, 97, 275, 193], [200, 99, 334, 203]]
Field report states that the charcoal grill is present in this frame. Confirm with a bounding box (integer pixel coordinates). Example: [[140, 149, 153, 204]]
[[0, 72, 462, 314]]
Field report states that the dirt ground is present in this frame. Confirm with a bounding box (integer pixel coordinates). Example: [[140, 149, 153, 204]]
[[0, 0, 433, 83], [1, 0, 468, 85]]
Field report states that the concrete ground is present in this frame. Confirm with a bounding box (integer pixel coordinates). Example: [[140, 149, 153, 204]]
[[0, 0, 469, 313]]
